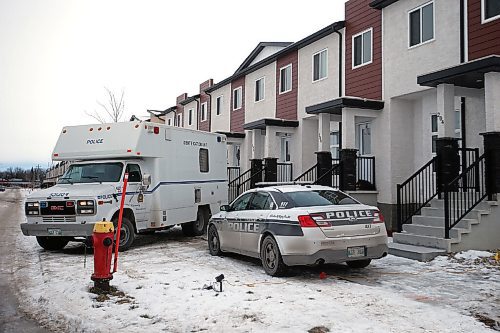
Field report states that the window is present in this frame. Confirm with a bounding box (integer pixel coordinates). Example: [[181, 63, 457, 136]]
[[409, 2, 434, 47], [216, 96, 223, 115], [233, 87, 242, 110], [353, 28, 372, 68], [176, 114, 182, 127], [126, 164, 142, 182], [330, 131, 340, 159], [199, 148, 209, 173], [248, 192, 274, 210], [431, 114, 438, 153], [483, 0, 500, 22], [231, 193, 253, 211], [167, 119, 171, 126], [188, 109, 193, 126], [280, 64, 292, 93], [313, 49, 328, 81], [255, 77, 265, 102], [201, 103, 207, 122], [285, 190, 358, 207]]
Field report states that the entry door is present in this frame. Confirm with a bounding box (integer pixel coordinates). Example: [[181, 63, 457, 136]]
[[280, 136, 291, 162], [125, 164, 147, 225], [357, 122, 371, 156], [239, 191, 273, 256], [219, 192, 253, 252]]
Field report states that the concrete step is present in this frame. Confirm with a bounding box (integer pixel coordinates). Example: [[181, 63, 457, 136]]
[[393, 232, 457, 250], [421, 207, 488, 219], [412, 215, 479, 229], [430, 198, 496, 210], [403, 224, 469, 238], [388, 242, 446, 261]]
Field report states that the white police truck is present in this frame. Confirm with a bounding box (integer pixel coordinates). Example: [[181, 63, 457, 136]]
[[21, 121, 228, 251]]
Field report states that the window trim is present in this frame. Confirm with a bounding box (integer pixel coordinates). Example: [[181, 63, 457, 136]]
[[188, 108, 194, 126], [254, 77, 265, 103], [233, 87, 242, 111], [482, 0, 500, 23], [200, 102, 207, 122], [408, 1, 435, 49], [279, 64, 293, 94], [312, 48, 328, 82], [352, 28, 373, 69], [216, 95, 223, 116], [176, 113, 182, 127]]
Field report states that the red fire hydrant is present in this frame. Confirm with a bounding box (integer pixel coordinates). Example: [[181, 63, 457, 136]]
[[91, 221, 114, 291]]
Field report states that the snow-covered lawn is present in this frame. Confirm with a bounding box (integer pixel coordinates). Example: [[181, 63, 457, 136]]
[[12, 231, 499, 333], [11, 190, 500, 332]]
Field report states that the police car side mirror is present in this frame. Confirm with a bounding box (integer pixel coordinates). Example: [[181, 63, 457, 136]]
[[220, 205, 230, 212], [142, 174, 151, 186]]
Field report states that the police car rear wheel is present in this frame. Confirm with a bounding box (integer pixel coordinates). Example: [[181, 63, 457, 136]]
[[208, 225, 222, 256], [36, 236, 69, 251], [346, 259, 371, 269], [260, 236, 287, 277]]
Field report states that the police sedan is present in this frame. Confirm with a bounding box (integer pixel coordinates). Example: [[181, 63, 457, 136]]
[[207, 185, 388, 276]]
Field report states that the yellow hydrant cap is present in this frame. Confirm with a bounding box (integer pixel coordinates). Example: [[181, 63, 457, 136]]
[[93, 221, 114, 233]]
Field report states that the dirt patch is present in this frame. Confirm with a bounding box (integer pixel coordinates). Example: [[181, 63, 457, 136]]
[[473, 313, 499, 330], [308, 326, 330, 333]]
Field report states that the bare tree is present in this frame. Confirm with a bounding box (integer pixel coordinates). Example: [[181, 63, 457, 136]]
[[86, 87, 125, 123]]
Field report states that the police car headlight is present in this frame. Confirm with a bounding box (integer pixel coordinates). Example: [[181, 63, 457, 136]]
[[25, 202, 40, 215], [77, 200, 95, 215]]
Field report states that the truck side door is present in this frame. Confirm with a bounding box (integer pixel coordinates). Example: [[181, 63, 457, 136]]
[[125, 164, 147, 226]]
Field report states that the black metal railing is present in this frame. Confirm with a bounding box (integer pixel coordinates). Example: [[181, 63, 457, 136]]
[[459, 148, 480, 191], [227, 165, 265, 203], [315, 163, 342, 188], [357, 156, 376, 190], [277, 162, 293, 182], [227, 166, 240, 184], [294, 164, 317, 183], [443, 154, 486, 239], [396, 157, 438, 232]]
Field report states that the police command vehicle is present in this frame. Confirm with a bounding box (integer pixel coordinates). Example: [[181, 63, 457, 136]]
[[208, 185, 388, 276], [21, 121, 227, 251]]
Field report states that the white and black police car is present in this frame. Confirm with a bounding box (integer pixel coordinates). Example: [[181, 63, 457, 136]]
[[208, 185, 388, 276]]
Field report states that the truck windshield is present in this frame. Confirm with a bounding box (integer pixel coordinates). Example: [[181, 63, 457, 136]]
[[58, 162, 123, 184]]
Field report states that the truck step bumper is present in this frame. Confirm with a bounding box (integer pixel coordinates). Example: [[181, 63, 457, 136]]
[[20, 223, 96, 237]]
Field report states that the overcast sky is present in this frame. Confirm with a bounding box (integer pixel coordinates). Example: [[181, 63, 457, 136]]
[[0, 0, 348, 170]]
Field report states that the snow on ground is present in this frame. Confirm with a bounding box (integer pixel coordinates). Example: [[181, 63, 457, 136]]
[[9, 190, 499, 332]]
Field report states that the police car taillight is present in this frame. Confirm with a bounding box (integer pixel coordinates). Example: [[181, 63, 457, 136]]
[[298, 215, 319, 228], [373, 211, 385, 223]]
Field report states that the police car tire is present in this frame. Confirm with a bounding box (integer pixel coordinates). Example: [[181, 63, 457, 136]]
[[207, 225, 222, 256], [346, 259, 371, 269], [113, 217, 135, 252], [36, 236, 69, 251], [260, 236, 287, 277]]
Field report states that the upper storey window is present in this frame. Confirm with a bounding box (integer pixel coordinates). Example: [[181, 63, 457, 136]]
[[233, 87, 242, 110], [409, 1, 434, 48], [279, 64, 292, 94], [483, 0, 500, 23], [353, 28, 373, 68], [313, 49, 328, 82], [255, 77, 265, 102]]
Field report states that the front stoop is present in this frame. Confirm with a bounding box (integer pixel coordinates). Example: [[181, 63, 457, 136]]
[[389, 198, 499, 261]]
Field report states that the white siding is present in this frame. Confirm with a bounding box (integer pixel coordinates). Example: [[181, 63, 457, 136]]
[[244, 62, 277, 124]]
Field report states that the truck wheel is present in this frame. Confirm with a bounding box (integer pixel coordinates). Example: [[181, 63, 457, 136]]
[[113, 217, 135, 251], [36, 236, 69, 251], [182, 208, 208, 237], [346, 259, 371, 269], [207, 225, 222, 256], [260, 236, 287, 277]]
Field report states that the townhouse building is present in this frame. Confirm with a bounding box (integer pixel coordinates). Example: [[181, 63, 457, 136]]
[[148, 0, 500, 257]]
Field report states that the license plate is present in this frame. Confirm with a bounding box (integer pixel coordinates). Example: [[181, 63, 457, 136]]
[[47, 228, 62, 236], [347, 246, 366, 258]]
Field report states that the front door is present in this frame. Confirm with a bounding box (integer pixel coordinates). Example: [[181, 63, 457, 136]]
[[125, 164, 147, 226], [239, 191, 273, 256], [220, 192, 253, 252]]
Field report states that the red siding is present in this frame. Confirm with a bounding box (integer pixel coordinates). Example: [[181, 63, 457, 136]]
[[230, 77, 245, 133], [199, 79, 213, 132], [275, 50, 298, 120], [345, 0, 382, 100], [468, 0, 500, 60], [175, 93, 187, 127]]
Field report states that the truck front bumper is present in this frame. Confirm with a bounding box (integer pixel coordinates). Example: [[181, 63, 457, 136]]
[[21, 223, 96, 237]]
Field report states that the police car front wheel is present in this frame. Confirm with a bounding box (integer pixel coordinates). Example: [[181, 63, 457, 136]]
[[207, 225, 222, 256], [260, 236, 287, 277]]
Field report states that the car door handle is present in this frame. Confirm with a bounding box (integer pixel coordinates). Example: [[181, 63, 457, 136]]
[[256, 218, 264, 222]]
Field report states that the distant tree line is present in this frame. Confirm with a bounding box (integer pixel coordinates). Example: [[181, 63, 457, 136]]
[[0, 167, 46, 182]]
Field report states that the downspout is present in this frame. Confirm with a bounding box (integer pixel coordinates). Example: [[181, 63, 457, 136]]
[[334, 29, 343, 97], [460, 0, 465, 63]]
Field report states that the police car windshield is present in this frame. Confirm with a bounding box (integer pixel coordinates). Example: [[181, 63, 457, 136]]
[[285, 190, 358, 207], [58, 162, 123, 184]]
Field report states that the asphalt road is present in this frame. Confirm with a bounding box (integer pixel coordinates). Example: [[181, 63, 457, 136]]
[[0, 189, 51, 333]]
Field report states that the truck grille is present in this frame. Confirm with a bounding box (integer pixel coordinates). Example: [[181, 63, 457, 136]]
[[40, 201, 76, 216], [42, 216, 77, 223]]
